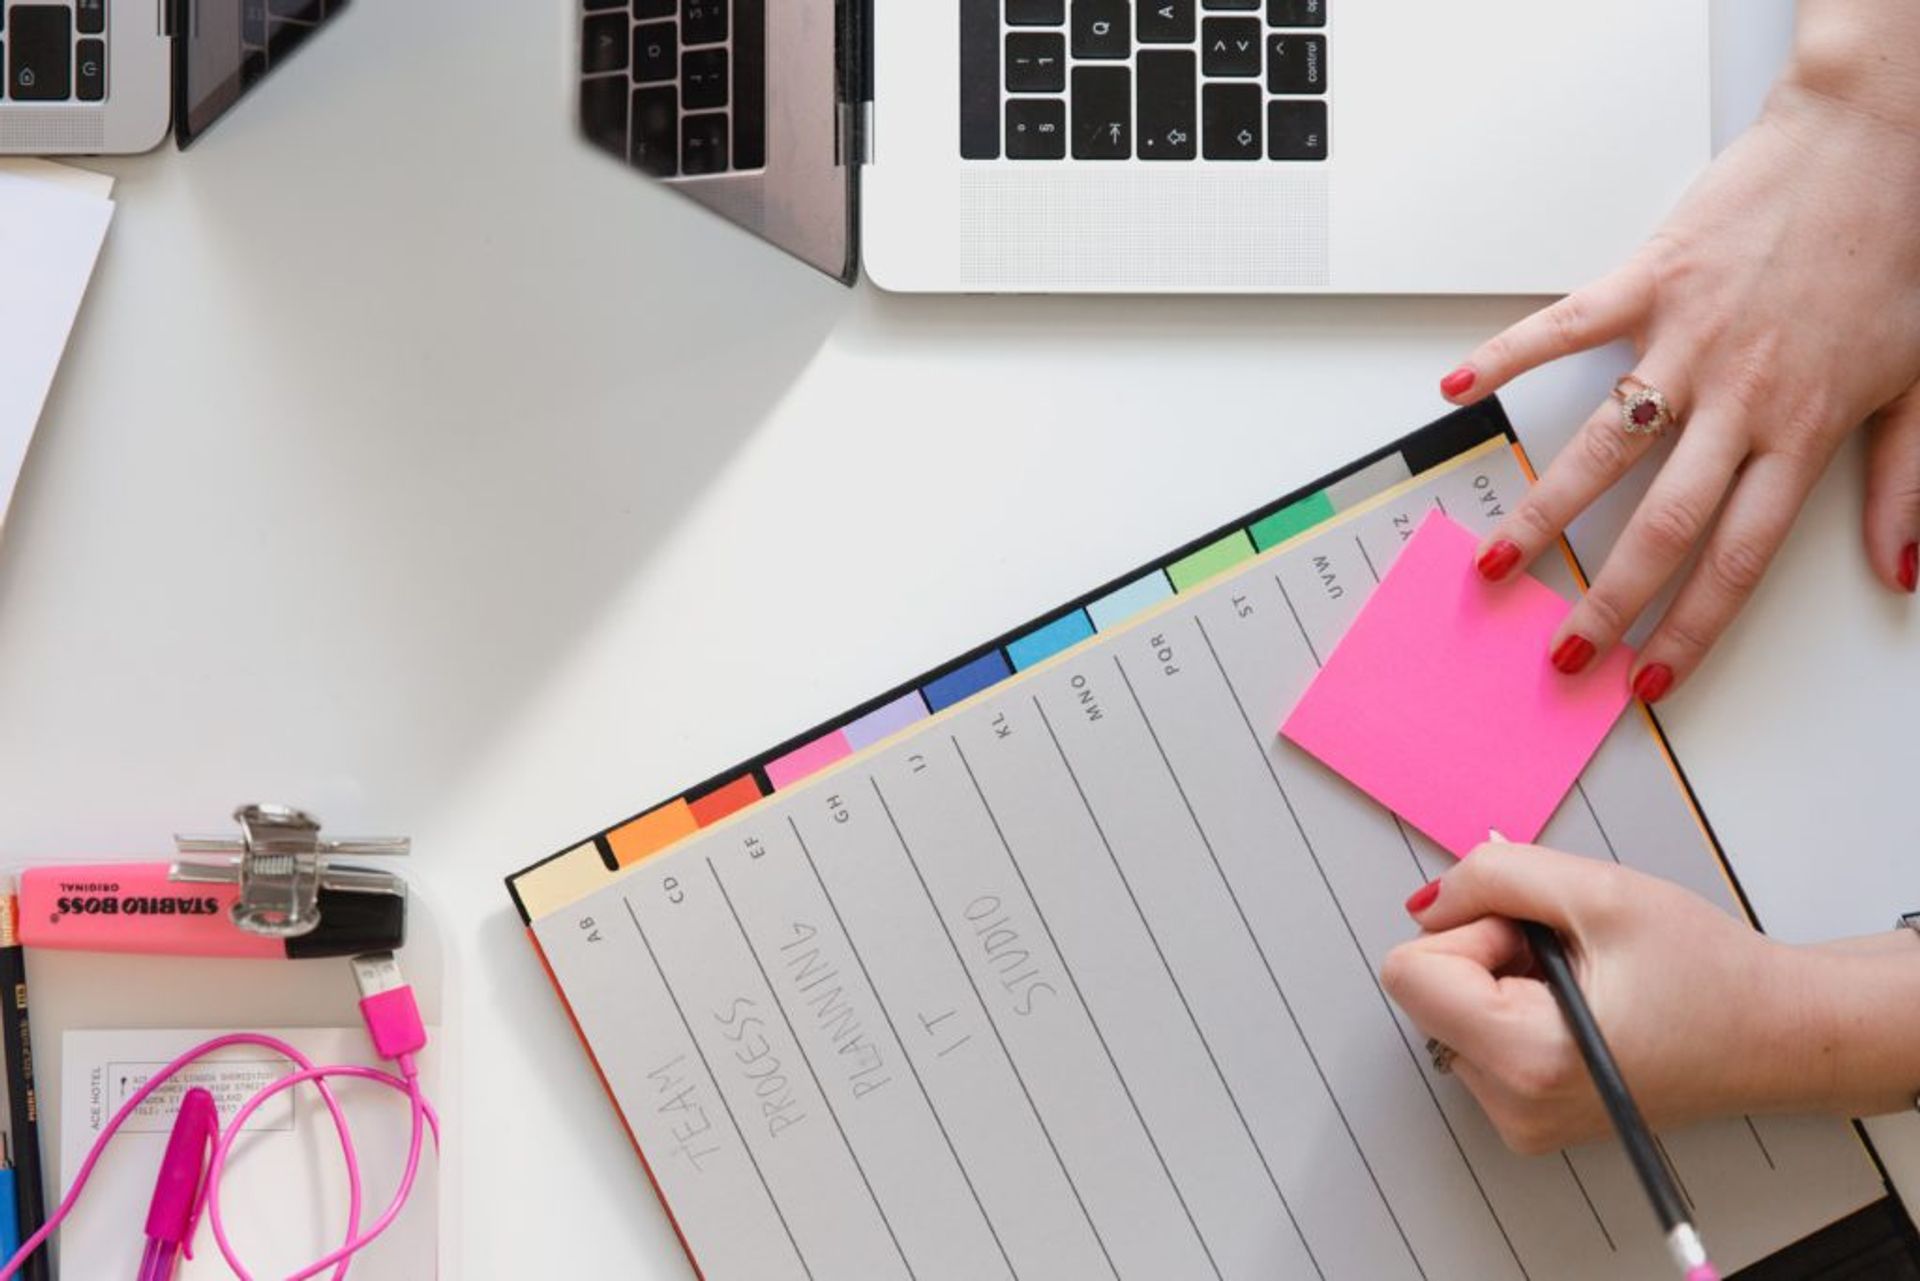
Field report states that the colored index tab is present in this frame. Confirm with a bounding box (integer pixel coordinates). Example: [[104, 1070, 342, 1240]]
[[689, 774, 763, 826], [767, 730, 852, 791], [607, 800, 699, 868], [1167, 531, 1254, 593], [844, 691, 929, 750], [1007, 610, 1094, 671], [1249, 492, 1334, 551], [1088, 572, 1173, 631], [1281, 512, 1635, 857], [922, 650, 1011, 712]]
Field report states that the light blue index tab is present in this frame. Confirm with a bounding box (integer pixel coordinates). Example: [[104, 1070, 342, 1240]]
[[1087, 572, 1174, 632], [1007, 610, 1095, 671]]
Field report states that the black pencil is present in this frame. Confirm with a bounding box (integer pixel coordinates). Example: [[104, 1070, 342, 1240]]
[[1488, 835, 1719, 1281], [0, 883, 48, 1281]]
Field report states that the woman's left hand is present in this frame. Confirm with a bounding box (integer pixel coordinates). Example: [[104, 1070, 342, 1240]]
[[1441, 59, 1920, 702]]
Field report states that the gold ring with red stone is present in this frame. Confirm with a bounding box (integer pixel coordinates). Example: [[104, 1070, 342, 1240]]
[[1612, 375, 1679, 438]]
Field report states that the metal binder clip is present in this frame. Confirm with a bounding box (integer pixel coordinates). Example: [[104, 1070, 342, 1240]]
[[171, 803, 409, 939]]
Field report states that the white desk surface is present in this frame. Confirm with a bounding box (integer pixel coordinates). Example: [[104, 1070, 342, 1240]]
[[0, 2, 1912, 1275]]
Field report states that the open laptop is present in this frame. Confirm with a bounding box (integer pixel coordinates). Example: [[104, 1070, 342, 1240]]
[[0, 0, 346, 154], [577, 0, 1710, 293]]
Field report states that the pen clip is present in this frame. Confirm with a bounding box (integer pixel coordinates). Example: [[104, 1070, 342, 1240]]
[[170, 804, 409, 940]]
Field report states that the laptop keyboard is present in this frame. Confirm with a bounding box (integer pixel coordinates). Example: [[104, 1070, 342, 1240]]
[[2, 0, 107, 103], [962, 0, 1327, 162], [578, 0, 768, 179], [0, 0, 342, 104]]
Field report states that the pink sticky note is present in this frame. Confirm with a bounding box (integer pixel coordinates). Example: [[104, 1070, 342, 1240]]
[[1281, 512, 1635, 857]]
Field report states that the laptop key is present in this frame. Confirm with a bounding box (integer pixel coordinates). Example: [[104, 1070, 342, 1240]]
[[1005, 0, 1065, 25], [1070, 0, 1128, 59], [734, 0, 767, 168], [582, 11, 626, 75], [1136, 49, 1195, 160], [1005, 98, 1065, 159], [633, 0, 673, 16], [960, 0, 1000, 157], [1267, 33, 1326, 93], [1203, 0, 1257, 9], [682, 47, 727, 110], [76, 38, 104, 100], [632, 85, 678, 176], [1136, 0, 1193, 45], [76, 0, 106, 36], [1070, 65, 1129, 159], [582, 0, 622, 8], [580, 73, 628, 159], [1202, 83, 1260, 159], [1201, 17, 1259, 76], [682, 0, 726, 46], [682, 111, 729, 175], [8, 7, 70, 101], [633, 21, 676, 83], [1005, 32, 1064, 93], [1267, 0, 1324, 25], [1268, 98, 1327, 159]]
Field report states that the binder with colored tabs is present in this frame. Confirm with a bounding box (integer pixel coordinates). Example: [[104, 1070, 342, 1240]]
[[506, 403, 1907, 1280]]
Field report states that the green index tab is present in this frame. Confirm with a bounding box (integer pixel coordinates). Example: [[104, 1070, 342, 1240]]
[[1249, 491, 1335, 551], [1167, 531, 1255, 593]]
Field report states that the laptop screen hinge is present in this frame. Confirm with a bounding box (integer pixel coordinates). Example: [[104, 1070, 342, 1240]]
[[840, 101, 874, 167]]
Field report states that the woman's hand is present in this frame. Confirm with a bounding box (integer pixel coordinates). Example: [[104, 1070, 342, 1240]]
[[1439, 17, 1920, 703], [1382, 843, 1821, 1154], [1383, 842, 1920, 1155]]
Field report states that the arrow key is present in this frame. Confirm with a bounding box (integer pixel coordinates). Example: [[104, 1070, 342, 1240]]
[[1201, 16, 1260, 76]]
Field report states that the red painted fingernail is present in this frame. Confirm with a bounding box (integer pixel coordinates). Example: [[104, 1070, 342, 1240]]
[[1476, 539, 1522, 582], [1404, 880, 1441, 915], [1632, 663, 1674, 704], [1901, 542, 1918, 593], [1551, 634, 1596, 675], [1440, 367, 1477, 398]]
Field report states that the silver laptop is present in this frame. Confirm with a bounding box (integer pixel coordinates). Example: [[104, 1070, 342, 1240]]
[[0, 0, 347, 154], [577, 0, 1709, 293]]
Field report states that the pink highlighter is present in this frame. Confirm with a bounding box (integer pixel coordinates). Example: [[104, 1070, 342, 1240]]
[[138, 1088, 217, 1281], [17, 865, 405, 959]]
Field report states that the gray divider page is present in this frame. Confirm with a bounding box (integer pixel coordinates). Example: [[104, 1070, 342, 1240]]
[[535, 441, 1886, 1280]]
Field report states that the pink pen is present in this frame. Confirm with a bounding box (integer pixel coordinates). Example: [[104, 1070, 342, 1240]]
[[137, 1088, 217, 1281]]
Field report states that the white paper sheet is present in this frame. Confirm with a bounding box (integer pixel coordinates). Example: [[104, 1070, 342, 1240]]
[[59, 1026, 438, 1279], [0, 167, 113, 531]]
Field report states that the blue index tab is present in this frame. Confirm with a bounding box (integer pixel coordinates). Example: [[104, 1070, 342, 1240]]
[[0, 1164, 17, 1258], [1007, 610, 1095, 671], [921, 650, 1012, 712], [1087, 571, 1173, 632]]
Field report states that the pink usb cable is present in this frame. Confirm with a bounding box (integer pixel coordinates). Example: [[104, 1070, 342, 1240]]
[[0, 951, 439, 1281]]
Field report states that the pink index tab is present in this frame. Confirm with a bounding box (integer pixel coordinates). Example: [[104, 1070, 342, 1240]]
[[765, 729, 853, 791], [1281, 512, 1635, 857]]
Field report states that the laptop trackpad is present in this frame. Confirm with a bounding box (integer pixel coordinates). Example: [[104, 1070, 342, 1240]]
[[957, 169, 1329, 290]]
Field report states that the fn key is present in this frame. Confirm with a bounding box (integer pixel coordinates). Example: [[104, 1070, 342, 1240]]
[[1268, 99, 1327, 160]]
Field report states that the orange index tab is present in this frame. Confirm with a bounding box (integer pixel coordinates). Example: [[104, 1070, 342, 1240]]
[[606, 800, 698, 867]]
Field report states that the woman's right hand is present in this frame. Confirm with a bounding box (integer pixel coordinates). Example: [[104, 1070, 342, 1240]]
[[1382, 842, 1920, 1154]]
